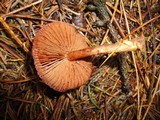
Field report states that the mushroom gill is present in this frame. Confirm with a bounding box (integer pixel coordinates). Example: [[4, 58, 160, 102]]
[[32, 21, 93, 92]]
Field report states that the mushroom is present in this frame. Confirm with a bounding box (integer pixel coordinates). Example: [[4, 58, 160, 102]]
[[32, 21, 144, 92]]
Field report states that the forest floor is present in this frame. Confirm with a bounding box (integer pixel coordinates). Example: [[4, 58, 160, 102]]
[[0, 0, 160, 120]]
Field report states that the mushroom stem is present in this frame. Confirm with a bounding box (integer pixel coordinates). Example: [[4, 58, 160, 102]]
[[67, 37, 145, 61]]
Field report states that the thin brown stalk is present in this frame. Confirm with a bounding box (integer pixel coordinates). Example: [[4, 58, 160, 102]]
[[6, 14, 56, 22], [142, 72, 160, 120], [0, 50, 7, 64], [2, 0, 43, 17], [0, 42, 23, 60], [5, 97, 33, 104], [146, 1, 157, 103], [0, 76, 36, 84]]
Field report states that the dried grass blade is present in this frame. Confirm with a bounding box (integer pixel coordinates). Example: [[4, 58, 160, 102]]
[[0, 17, 29, 53]]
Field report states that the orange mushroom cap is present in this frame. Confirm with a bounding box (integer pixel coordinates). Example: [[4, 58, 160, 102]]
[[32, 21, 93, 92]]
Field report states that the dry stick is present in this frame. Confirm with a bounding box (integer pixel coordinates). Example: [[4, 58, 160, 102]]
[[93, 0, 132, 94], [6, 14, 96, 37], [92, 0, 121, 41], [0, 76, 36, 83], [67, 37, 144, 61], [146, 2, 157, 103], [0, 51, 7, 64], [5, 96, 33, 104], [57, 0, 62, 10], [0, 17, 29, 53], [124, 14, 160, 39], [62, 4, 81, 16], [115, 0, 130, 94], [0, 42, 23, 60], [106, 2, 139, 23], [136, 0, 143, 118], [6, 14, 56, 22], [1, 0, 43, 53], [101, 2, 124, 45], [106, 5, 125, 37], [2, 0, 43, 17], [142, 73, 160, 120], [121, 0, 140, 119]]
